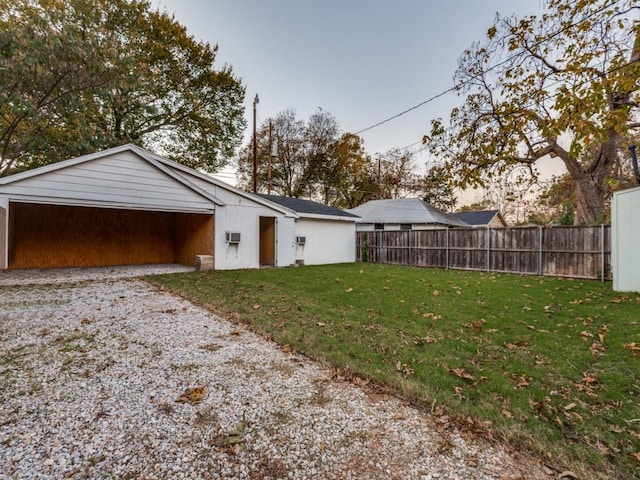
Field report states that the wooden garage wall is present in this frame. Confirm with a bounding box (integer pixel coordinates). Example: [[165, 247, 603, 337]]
[[175, 213, 214, 266], [8, 203, 213, 269]]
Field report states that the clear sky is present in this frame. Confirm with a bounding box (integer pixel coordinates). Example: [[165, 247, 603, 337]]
[[151, 0, 555, 193]]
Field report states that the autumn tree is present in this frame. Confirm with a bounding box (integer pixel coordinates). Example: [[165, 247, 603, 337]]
[[425, 0, 640, 225], [236, 109, 375, 207], [420, 166, 457, 211], [373, 148, 424, 199], [0, 0, 245, 176], [320, 133, 374, 208], [237, 109, 319, 197]]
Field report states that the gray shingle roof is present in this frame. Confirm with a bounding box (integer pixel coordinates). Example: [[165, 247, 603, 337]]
[[346, 198, 469, 227], [452, 210, 501, 226], [256, 194, 359, 218]]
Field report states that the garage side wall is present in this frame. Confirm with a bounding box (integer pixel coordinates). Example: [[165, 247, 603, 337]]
[[295, 218, 356, 265], [175, 214, 214, 267]]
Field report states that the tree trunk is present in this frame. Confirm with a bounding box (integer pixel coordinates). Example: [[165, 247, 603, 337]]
[[573, 173, 606, 225]]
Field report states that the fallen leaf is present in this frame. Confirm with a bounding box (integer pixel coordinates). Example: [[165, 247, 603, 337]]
[[514, 374, 530, 389], [252, 304, 260, 309], [432, 290, 440, 296], [501, 409, 513, 419], [559, 472, 578, 480], [316, 322, 326, 327], [344, 287, 353, 293], [282, 344, 292, 354], [230, 328, 242, 336], [563, 403, 576, 411], [451, 367, 475, 381], [176, 385, 207, 405]]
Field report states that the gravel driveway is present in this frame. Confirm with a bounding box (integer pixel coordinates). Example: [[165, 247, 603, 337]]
[[1, 265, 547, 480]]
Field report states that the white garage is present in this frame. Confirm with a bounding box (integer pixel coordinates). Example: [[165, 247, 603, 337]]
[[0, 144, 358, 271]]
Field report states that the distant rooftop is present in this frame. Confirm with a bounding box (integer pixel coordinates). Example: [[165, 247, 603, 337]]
[[346, 198, 469, 227], [452, 210, 501, 226], [256, 194, 359, 218]]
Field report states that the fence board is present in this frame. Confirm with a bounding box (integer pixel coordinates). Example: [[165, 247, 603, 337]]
[[356, 225, 611, 280]]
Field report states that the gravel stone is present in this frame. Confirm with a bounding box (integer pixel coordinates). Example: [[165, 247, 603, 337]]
[[0, 265, 547, 479]]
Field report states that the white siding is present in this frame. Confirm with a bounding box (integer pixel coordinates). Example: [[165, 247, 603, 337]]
[[294, 218, 355, 265], [214, 204, 296, 270], [0, 151, 214, 212], [612, 186, 640, 292]]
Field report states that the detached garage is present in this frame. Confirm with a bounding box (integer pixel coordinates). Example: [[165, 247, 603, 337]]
[[0, 144, 359, 271], [0, 145, 218, 270]]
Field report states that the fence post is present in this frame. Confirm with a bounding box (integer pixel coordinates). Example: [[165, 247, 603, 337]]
[[446, 228, 450, 270], [486, 226, 491, 272], [601, 223, 605, 282], [538, 227, 543, 276], [409, 230, 413, 267]]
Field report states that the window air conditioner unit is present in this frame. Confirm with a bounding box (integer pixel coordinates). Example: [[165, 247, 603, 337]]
[[226, 232, 241, 244], [296, 235, 306, 245]]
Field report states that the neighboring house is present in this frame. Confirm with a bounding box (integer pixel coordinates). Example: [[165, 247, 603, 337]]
[[0, 144, 358, 270], [452, 209, 507, 228], [346, 198, 469, 231], [256, 194, 359, 266]]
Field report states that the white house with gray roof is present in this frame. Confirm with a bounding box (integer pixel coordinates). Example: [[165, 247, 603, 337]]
[[346, 198, 469, 231], [0, 144, 358, 270]]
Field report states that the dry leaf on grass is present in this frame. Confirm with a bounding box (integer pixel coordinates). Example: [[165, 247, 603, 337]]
[[451, 367, 475, 381]]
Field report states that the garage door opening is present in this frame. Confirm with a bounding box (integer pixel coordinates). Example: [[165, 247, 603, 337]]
[[8, 202, 214, 269]]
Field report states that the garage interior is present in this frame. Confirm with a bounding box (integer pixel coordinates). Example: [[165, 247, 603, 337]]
[[7, 202, 214, 269]]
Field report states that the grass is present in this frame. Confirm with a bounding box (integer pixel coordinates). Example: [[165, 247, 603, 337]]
[[148, 263, 640, 479]]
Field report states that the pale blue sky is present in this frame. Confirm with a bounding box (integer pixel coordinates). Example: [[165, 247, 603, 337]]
[[152, 0, 552, 188]]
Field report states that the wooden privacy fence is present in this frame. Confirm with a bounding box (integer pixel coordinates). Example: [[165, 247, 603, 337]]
[[356, 225, 611, 281]]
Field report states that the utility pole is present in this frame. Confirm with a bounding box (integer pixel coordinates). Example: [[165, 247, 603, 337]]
[[252, 94, 259, 193], [267, 120, 273, 195]]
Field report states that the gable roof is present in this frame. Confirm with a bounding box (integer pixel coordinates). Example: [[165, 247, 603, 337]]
[[0, 144, 300, 218], [256, 194, 359, 221], [346, 198, 469, 227], [453, 209, 503, 226], [0, 143, 224, 208]]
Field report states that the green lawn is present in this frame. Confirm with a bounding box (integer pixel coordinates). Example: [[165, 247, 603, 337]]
[[148, 263, 640, 479]]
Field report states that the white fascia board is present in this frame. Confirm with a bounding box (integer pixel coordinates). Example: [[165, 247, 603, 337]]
[[0, 143, 223, 208], [296, 213, 359, 222], [7, 196, 215, 214]]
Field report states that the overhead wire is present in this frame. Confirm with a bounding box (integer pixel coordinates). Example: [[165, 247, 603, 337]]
[[353, 0, 626, 136]]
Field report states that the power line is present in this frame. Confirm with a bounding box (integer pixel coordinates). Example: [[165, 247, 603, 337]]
[[353, 0, 624, 136]]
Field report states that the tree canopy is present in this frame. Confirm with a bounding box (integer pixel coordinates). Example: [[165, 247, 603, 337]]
[[425, 0, 639, 224], [236, 109, 447, 209], [0, 0, 245, 176]]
